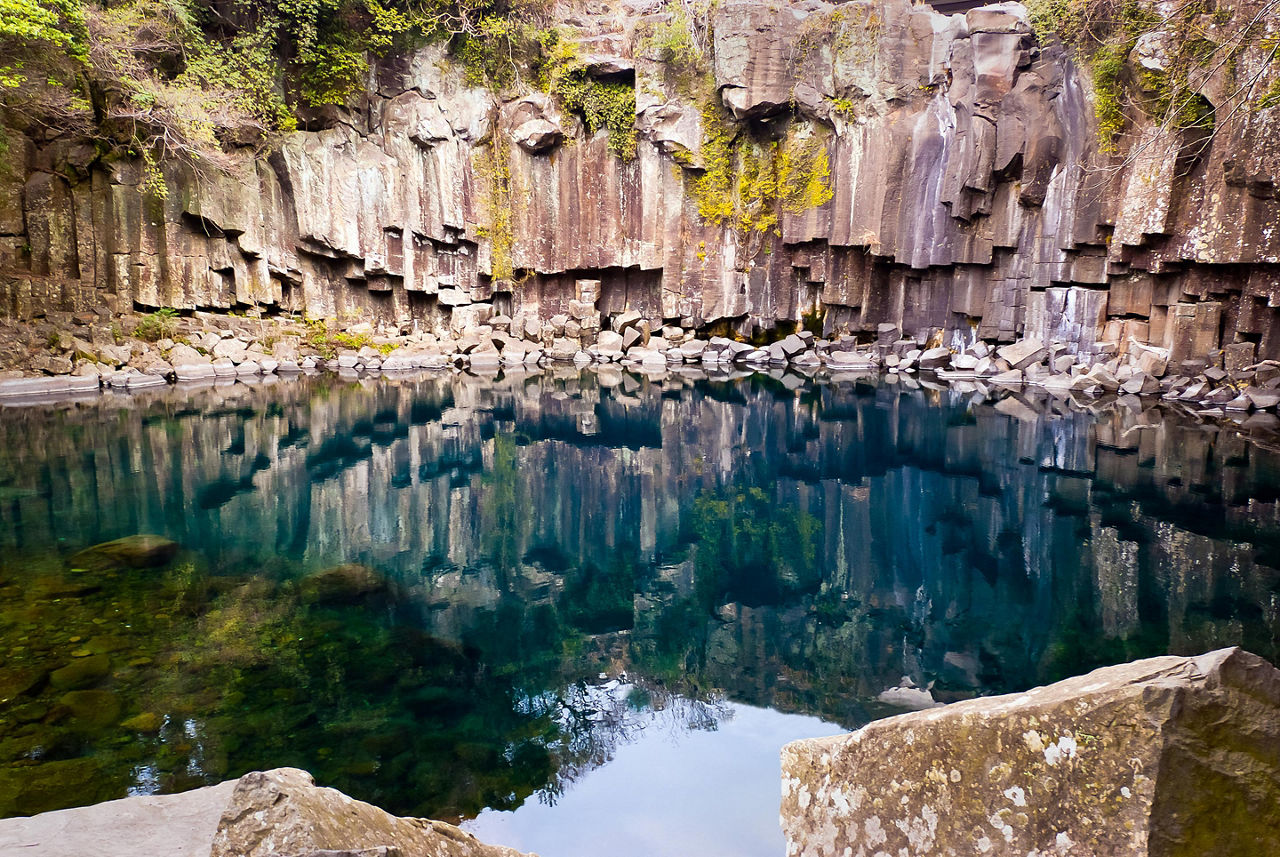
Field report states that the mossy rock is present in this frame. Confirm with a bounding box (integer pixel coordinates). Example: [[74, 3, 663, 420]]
[[0, 666, 47, 702], [85, 635, 132, 655], [120, 711, 162, 733], [29, 575, 103, 599], [299, 563, 388, 605], [9, 701, 49, 723], [0, 757, 112, 817], [69, 535, 179, 571], [49, 653, 111, 690], [59, 689, 123, 729]]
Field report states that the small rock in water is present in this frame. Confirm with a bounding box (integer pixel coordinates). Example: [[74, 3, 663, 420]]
[[300, 563, 388, 605]]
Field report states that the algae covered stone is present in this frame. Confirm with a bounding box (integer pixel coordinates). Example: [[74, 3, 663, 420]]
[[781, 647, 1280, 857], [69, 535, 179, 570], [299, 563, 388, 605], [49, 653, 111, 690], [59, 689, 123, 728]]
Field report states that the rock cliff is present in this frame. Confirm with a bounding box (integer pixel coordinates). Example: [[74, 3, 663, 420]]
[[2, 0, 1280, 365]]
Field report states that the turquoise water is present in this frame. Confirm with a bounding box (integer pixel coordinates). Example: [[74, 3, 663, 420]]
[[0, 369, 1277, 854]]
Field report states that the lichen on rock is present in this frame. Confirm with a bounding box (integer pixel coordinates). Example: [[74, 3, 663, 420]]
[[781, 647, 1280, 857]]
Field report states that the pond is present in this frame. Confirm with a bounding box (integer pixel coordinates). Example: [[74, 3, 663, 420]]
[[1, 368, 1278, 856]]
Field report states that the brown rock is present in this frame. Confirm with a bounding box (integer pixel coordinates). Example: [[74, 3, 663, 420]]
[[211, 769, 527, 857], [69, 534, 179, 570]]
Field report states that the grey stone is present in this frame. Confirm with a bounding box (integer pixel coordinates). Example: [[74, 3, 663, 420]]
[[996, 339, 1047, 371], [782, 648, 1280, 857]]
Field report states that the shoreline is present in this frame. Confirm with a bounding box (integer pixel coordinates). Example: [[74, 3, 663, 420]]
[[2, 311, 1280, 441]]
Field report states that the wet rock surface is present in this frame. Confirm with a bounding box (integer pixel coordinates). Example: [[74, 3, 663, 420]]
[[781, 647, 1280, 857]]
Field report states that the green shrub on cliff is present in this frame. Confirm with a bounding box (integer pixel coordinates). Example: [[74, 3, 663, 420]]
[[691, 101, 833, 254], [0, 0, 86, 87], [1026, 0, 1273, 153], [1, 0, 556, 176], [551, 68, 637, 159]]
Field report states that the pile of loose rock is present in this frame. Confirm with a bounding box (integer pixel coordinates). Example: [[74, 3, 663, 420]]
[[3, 311, 1280, 419], [862, 330, 1280, 416]]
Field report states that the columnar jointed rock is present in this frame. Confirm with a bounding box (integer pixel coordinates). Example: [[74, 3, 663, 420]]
[[3, 0, 1280, 364], [780, 648, 1280, 857]]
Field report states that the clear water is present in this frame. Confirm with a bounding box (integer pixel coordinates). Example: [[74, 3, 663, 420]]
[[0, 368, 1277, 855]]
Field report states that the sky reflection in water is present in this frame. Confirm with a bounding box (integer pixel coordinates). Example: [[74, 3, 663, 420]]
[[465, 681, 844, 857]]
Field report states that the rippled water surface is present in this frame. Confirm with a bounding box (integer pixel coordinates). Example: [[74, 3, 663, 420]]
[[1, 369, 1278, 855]]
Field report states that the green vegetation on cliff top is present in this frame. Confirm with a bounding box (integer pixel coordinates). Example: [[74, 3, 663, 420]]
[[1026, 0, 1276, 153], [0, 0, 550, 170]]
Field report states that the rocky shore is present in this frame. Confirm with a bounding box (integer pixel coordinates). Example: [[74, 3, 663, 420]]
[[4, 308, 1280, 432]]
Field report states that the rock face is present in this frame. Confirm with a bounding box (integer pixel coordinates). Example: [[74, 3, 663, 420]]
[[0, 768, 527, 857], [2, 0, 1278, 366], [780, 647, 1280, 857]]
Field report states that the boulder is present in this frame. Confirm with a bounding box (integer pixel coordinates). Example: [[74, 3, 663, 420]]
[[995, 338, 1047, 370], [0, 768, 527, 857], [782, 648, 1280, 857], [70, 535, 179, 570], [778, 334, 808, 358], [512, 118, 563, 154], [174, 361, 216, 382], [917, 346, 952, 369], [1244, 387, 1280, 410], [212, 339, 248, 362], [299, 563, 388, 605]]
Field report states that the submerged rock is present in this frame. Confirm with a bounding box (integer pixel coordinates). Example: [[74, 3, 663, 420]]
[[58, 689, 123, 728], [781, 647, 1280, 857], [0, 757, 111, 818], [49, 653, 111, 690], [69, 535, 179, 570], [299, 563, 389, 605]]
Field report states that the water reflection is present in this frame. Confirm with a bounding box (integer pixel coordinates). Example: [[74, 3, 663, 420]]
[[0, 369, 1277, 824]]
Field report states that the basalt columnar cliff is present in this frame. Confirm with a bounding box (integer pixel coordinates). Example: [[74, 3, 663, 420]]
[[2, 0, 1280, 364]]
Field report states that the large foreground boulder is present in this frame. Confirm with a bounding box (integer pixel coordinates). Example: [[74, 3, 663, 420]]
[[781, 648, 1280, 857], [0, 768, 528, 857]]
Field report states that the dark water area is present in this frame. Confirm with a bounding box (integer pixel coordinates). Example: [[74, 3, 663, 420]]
[[0, 368, 1278, 852]]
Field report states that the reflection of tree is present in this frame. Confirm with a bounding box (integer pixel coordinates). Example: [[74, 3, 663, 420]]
[[480, 434, 522, 581], [687, 483, 823, 611], [518, 678, 733, 806], [141, 568, 566, 820]]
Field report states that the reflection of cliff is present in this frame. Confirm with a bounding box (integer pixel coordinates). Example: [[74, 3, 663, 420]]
[[1, 371, 1278, 726]]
